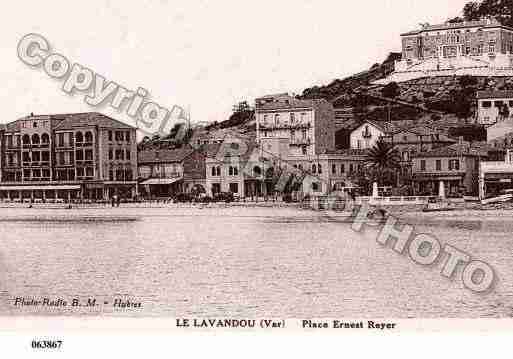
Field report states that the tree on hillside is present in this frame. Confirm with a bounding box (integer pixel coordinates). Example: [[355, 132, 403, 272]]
[[381, 82, 400, 99], [462, 0, 513, 27]]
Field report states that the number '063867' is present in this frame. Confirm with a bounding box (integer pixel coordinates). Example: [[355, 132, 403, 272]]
[[31, 340, 62, 349]]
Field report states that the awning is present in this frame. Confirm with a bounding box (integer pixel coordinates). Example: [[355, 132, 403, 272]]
[[0, 185, 81, 191], [140, 177, 183, 185]]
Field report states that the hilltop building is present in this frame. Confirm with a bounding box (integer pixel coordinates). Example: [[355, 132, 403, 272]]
[[376, 18, 513, 84], [0, 113, 137, 202]]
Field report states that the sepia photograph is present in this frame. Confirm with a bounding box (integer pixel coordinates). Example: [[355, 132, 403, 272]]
[[1, 0, 513, 355]]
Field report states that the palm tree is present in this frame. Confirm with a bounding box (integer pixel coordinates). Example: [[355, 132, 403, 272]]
[[365, 140, 401, 187]]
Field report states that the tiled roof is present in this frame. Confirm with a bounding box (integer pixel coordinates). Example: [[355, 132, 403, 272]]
[[324, 148, 370, 156], [416, 141, 489, 158], [401, 19, 511, 36], [476, 90, 513, 99], [256, 98, 326, 111], [53, 112, 135, 130], [138, 147, 195, 163]]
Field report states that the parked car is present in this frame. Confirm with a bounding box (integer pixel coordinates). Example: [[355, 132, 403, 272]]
[[213, 192, 234, 203], [197, 194, 213, 203], [173, 193, 195, 203]]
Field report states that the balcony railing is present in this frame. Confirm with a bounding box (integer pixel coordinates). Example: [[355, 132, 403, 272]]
[[290, 138, 311, 146], [259, 122, 311, 130], [481, 161, 513, 173]]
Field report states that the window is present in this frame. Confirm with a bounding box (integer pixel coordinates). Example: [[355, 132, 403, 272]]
[[340, 164, 345, 173], [125, 131, 130, 143], [31, 134, 40, 145], [312, 164, 317, 174], [85, 149, 93, 161], [32, 151, 40, 162], [420, 160, 426, 171], [274, 114, 280, 126], [76, 150, 84, 161], [22, 134, 30, 145], [449, 159, 460, 171], [436, 159, 441, 171], [57, 133, 64, 147], [357, 140, 362, 149], [332, 164, 337, 175], [290, 113, 295, 123], [126, 149, 131, 161], [85, 131, 93, 143], [318, 164, 322, 174], [109, 149, 113, 160], [41, 133, 50, 144], [58, 152, 65, 165], [77, 167, 84, 177], [86, 167, 94, 177], [495, 101, 504, 108], [22, 152, 30, 162], [312, 182, 320, 192], [229, 183, 239, 193], [42, 151, 49, 162], [302, 146, 307, 155], [349, 164, 354, 173], [108, 131, 113, 141], [216, 166, 221, 176], [75, 132, 83, 143], [211, 166, 216, 176]]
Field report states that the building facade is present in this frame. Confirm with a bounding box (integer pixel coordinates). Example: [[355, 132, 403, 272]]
[[479, 149, 513, 199], [399, 18, 513, 68], [349, 121, 386, 150], [255, 94, 335, 158], [138, 146, 207, 198], [412, 142, 484, 197], [476, 90, 513, 125], [0, 113, 137, 202]]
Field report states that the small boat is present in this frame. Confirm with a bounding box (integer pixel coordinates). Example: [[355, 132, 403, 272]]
[[422, 207, 456, 213]]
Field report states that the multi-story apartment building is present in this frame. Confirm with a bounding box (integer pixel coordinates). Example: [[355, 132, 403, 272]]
[[255, 94, 335, 158], [0, 112, 137, 202], [400, 18, 513, 65]]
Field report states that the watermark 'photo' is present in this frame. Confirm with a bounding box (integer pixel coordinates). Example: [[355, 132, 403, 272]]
[[1, 0, 513, 356]]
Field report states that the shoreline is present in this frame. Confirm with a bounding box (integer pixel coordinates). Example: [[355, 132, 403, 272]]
[[0, 201, 511, 221]]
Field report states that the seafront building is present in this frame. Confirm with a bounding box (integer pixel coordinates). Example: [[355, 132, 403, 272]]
[[0, 112, 137, 202], [255, 93, 335, 157], [476, 90, 513, 125], [137, 146, 207, 198], [411, 140, 487, 197]]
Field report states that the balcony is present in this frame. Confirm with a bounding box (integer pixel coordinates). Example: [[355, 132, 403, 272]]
[[259, 122, 311, 130], [481, 160, 513, 174], [290, 138, 311, 146]]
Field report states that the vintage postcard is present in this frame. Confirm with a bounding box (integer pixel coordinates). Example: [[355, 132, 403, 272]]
[[1, 0, 513, 355]]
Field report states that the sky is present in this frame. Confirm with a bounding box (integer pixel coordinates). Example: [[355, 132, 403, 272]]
[[1, 0, 469, 133]]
